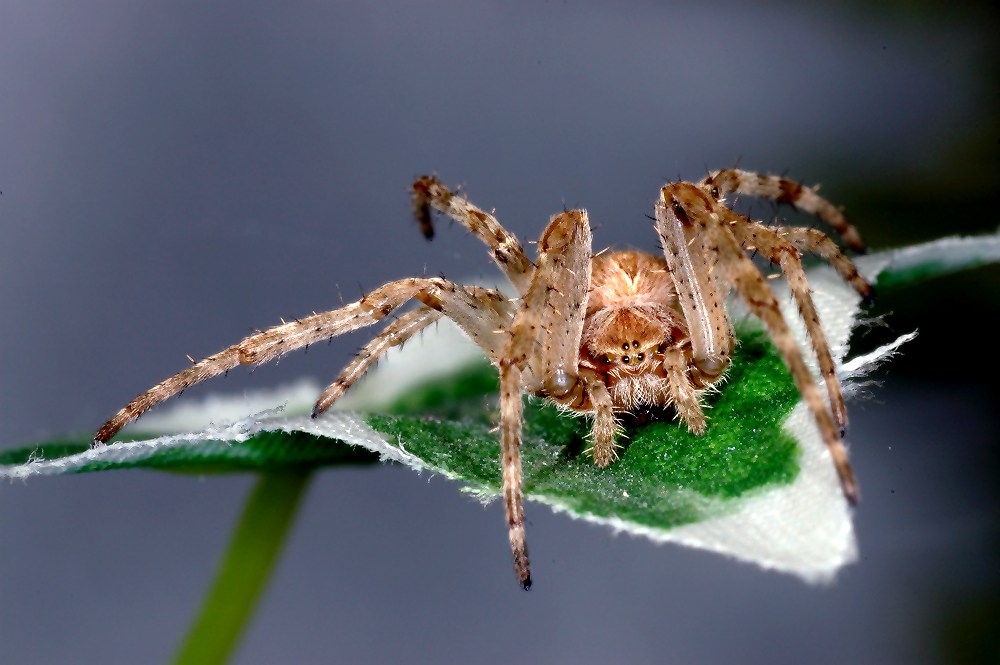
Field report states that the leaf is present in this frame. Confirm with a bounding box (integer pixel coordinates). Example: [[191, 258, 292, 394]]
[[2, 232, 998, 582]]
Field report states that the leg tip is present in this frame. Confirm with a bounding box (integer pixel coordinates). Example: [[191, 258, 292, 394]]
[[843, 480, 860, 506], [860, 284, 876, 307], [92, 426, 112, 447], [311, 398, 331, 420]]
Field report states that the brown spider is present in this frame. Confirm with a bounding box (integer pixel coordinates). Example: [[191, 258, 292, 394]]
[[94, 169, 872, 590]]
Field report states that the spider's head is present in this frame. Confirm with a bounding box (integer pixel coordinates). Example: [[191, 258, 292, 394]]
[[587, 334, 672, 410], [592, 339, 662, 374], [583, 307, 674, 381]]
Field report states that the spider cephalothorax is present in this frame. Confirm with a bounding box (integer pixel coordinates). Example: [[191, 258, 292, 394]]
[[582, 251, 691, 430], [95, 168, 871, 590]]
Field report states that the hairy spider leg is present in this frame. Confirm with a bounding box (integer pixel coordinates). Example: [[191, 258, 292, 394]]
[[779, 226, 873, 300], [412, 175, 535, 294], [500, 208, 594, 588], [726, 214, 849, 431], [94, 278, 512, 444], [701, 168, 866, 253], [657, 183, 859, 503], [311, 307, 442, 416]]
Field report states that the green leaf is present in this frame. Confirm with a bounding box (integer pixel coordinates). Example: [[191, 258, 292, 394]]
[[0, 328, 798, 528], [368, 326, 800, 530], [0, 431, 378, 473]]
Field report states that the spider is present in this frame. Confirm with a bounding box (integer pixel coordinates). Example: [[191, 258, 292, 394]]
[[94, 169, 872, 590]]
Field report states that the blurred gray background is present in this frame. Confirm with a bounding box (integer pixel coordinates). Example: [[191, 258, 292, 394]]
[[1, 1, 998, 663]]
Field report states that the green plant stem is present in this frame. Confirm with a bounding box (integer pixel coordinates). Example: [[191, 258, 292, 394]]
[[173, 471, 313, 665]]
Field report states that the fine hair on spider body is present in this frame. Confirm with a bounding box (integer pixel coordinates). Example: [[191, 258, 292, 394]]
[[95, 168, 872, 590]]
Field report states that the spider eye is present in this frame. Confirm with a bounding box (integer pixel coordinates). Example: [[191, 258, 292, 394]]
[[631, 340, 639, 348], [656, 344, 665, 354], [622, 343, 630, 351], [621, 355, 630, 364], [711, 186, 720, 199], [636, 353, 645, 361]]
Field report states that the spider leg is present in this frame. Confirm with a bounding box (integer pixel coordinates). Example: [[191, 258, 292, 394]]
[[510, 210, 593, 397], [411, 175, 535, 293], [313, 284, 512, 415], [548, 368, 621, 467], [727, 214, 849, 432], [662, 346, 706, 434], [717, 228, 858, 502], [701, 168, 866, 253], [94, 278, 511, 444], [311, 306, 443, 416], [658, 183, 858, 503], [498, 359, 530, 589], [582, 374, 620, 467], [779, 226, 873, 301], [655, 188, 734, 386], [500, 209, 594, 589]]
